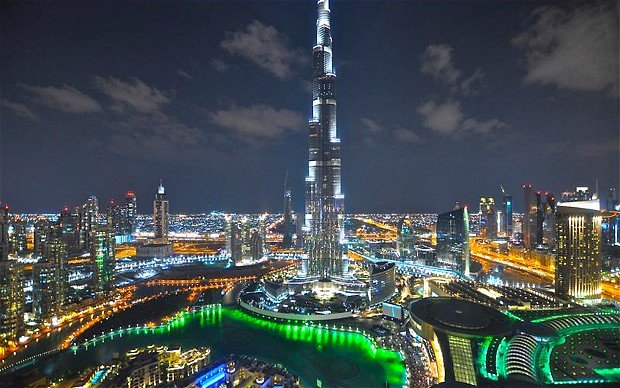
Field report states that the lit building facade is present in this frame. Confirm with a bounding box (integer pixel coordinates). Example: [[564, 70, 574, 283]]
[[523, 183, 533, 249], [33, 238, 68, 321], [304, 0, 346, 279], [396, 216, 415, 259], [153, 180, 169, 244], [479, 197, 497, 241], [91, 226, 115, 293], [555, 197, 602, 303], [500, 186, 513, 238], [0, 204, 24, 345], [436, 207, 470, 276], [8, 218, 27, 256], [369, 261, 396, 305]]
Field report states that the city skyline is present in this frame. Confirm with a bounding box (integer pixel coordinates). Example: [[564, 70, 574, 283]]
[[1, 1, 618, 214]]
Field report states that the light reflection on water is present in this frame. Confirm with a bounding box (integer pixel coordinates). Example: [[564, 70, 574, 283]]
[[36, 306, 406, 387]]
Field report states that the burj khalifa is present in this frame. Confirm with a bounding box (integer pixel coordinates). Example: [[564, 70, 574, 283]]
[[304, 0, 346, 279]]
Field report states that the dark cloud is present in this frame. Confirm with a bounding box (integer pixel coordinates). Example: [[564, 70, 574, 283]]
[[513, 3, 618, 93], [221, 20, 306, 79], [19, 84, 101, 113]]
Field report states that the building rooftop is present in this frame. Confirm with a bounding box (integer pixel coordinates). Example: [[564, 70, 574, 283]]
[[409, 297, 513, 337]]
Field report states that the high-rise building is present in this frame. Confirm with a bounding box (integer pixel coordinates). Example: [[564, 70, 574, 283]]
[[304, 0, 346, 279], [555, 192, 602, 304], [396, 216, 415, 259], [282, 174, 293, 249], [153, 180, 169, 244], [436, 206, 470, 276], [80, 196, 99, 251], [91, 226, 115, 293], [122, 190, 137, 240], [479, 198, 497, 241], [33, 218, 49, 258], [8, 218, 27, 256], [535, 191, 545, 247], [33, 237, 68, 321], [0, 204, 24, 345], [60, 205, 82, 255], [249, 229, 263, 261], [225, 217, 242, 262], [500, 186, 513, 238], [523, 184, 533, 249], [369, 261, 396, 305]]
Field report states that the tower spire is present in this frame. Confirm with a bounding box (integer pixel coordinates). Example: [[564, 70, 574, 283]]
[[304, 0, 345, 278]]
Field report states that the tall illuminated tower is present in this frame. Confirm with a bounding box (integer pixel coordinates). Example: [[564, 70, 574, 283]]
[[555, 194, 602, 304], [153, 180, 169, 244], [0, 204, 24, 344], [304, 0, 345, 279]]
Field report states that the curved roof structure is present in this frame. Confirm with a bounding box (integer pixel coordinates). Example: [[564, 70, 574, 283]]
[[409, 297, 513, 338]]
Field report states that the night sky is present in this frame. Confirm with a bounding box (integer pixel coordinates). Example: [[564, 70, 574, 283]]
[[1, 0, 618, 214]]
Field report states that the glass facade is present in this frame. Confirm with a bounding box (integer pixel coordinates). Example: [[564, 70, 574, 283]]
[[436, 207, 470, 276], [555, 200, 602, 303], [304, 0, 346, 278]]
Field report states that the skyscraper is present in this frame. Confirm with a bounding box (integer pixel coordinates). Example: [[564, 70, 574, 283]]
[[91, 225, 115, 293], [33, 218, 49, 258], [80, 196, 99, 251], [396, 216, 415, 259], [304, 0, 346, 279], [153, 180, 169, 244], [555, 194, 602, 303], [122, 190, 137, 240], [523, 183, 532, 249], [8, 218, 27, 256], [282, 174, 293, 249], [479, 197, 497, 241], [500, 186, 513, 238], [535, 191, 544, 247], [0, 204, 24, 345], [436, 206, 470, 276]]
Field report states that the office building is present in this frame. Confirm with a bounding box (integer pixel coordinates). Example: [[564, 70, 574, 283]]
[[91, 225, 115, 293], [436, 206, 470, 276], [32, 238, 68, 322], [80, 196, 99, 251], [122, 190, 137, 239], [0, 204, 24, 345], [500, 186, 513, 237], [479, 197, 497, 241], [59, 205, 82, 255], [555, 193, 602, 303], [8, 218, 27, 256], [304, 0, 346, 278], [396, 216, 415, 259], [33, 218, 49, 258], [523, 184, 533, 249], [153, 180, 169, 244], [369, 261, 396, 305]]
